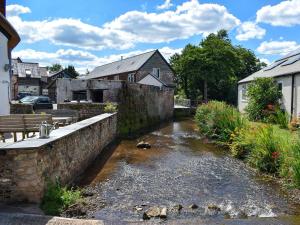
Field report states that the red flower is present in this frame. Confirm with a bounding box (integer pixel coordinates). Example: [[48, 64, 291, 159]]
[[272, 151, 280, 159]]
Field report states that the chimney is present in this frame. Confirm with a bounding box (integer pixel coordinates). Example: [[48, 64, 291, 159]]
[[0, 0, 6, 17]]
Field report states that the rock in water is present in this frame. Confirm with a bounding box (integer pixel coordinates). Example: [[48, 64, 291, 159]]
[[189, 204, 199, 209], [173, 204, 183, 211], [145, 206, 161, 218], [160, 207, 167, 218], [143, 212, 150, 220], [136, 141, 151, 149]]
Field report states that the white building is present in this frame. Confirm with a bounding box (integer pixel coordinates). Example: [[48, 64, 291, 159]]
[[238, 48, 300, 118], [0, 2, 20, 115]]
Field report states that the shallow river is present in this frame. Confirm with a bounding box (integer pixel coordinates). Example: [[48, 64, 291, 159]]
[[79, 119, 300, 223]]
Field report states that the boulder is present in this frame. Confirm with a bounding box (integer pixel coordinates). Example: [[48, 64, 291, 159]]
[[189, 204, 199, 209], [172, 204, 183, 211], [145, 206, 161, 218], [137, 141, 151, 149]]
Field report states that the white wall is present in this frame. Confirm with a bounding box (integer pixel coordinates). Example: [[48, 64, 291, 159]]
[[237, 84, 248, 113], [238, 76, 294, 116], [0, 32, 10, 115], [294, 74, 300, 117]]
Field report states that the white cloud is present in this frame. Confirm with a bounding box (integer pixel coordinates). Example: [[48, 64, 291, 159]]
[[256, 41, 300, 55], [236, 21, 266, 41], [259, 58, 271, 65], [7, 1, 240, 50], [157, 0, 173, 10], [256, 0, 300, 26], [12, 47, 182, 74], [6, 4, 31, 16]]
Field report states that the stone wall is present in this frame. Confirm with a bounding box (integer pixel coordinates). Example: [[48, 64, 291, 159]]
[[57, 102, 117, 120], [10, 103, 34, 114], [0, 113, 117, 203], [118, 83, 174, 136]]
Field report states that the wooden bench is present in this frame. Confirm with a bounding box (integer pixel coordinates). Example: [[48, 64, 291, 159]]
[[0, 114, 52, 142]]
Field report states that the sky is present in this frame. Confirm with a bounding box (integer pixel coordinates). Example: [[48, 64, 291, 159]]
[[6, 0, 300, 73]]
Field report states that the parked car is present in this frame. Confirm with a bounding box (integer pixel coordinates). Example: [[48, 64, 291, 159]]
[[20, 96, 53, 110], [16, 92, 32, 100]]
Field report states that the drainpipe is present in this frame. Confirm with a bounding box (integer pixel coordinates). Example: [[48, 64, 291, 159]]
[[291, 74, 295, 120]]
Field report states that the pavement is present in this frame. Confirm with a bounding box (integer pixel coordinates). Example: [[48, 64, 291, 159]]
[[1, 213, 300, 225]]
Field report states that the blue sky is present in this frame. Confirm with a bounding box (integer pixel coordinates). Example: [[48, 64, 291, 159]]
[[6, 0, 300, 73]]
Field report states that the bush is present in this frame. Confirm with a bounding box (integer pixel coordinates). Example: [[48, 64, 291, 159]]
[[247, 125, 282, 174], [195, 101, 246, 142], [246, 77, 282, 121], [41, 180, 82, 216], [104, 102, 117, 113], [268, 108, 289, 129]]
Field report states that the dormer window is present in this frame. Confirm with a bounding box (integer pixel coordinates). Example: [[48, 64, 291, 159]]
[[25, 69, 32, 78], [153, 68, 160, 78]]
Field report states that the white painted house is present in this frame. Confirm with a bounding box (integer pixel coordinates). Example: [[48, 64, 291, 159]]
[[238, 48, 300, 117], [0, 0, 20, 115]]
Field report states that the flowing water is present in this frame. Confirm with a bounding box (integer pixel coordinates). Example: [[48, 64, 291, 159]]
[[79, 119, 300, 223]]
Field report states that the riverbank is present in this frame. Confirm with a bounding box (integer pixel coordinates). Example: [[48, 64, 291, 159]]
[[67, 119, 300, 222]]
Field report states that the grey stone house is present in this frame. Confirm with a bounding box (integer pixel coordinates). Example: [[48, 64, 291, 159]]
[[11, 57, 48, 99], [238, 48, 300, 117], [85, 50, 175, 87]]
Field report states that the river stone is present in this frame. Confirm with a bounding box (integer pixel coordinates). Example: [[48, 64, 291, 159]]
[[237, 211, 248, 219], [145, 206, 161, 218], [189, 204, 199, 209], [172, 204, 183, 211], [160, 207, 167, 218], [136, 141, 151, 149]]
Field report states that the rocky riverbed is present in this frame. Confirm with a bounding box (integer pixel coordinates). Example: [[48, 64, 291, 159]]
[[74, 119, 300, 223]]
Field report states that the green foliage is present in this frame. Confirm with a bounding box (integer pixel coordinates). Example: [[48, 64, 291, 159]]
[[170, 30, 265, 104], [196, 101, 300, 188], [104, 102, 117, 113], [267, 108, 290, 129], [246, 77, 282, 121], [48, 64, 63, 73], [41, 180, 82, 216], [65, 65, 80, 78], [247, 125, 281, 174], [195, 101, 246, 142]]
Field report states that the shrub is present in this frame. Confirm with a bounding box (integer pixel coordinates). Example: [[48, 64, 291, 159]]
[[247, 125, 282, 174], [104, 102, 117, 113], [267, 108, 290, 129], [41, 180, 82, 216], [195, 101, 246, 142], [246, 77, 282, 121]]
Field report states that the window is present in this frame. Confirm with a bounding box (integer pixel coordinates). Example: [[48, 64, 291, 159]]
[[153, 68, 160, 78], [114, 75, 119, 80], [128, 73, 135, 83], [25, 69, 32, 77], [278, 82, 283, 93], [241, 84, 247, 101]]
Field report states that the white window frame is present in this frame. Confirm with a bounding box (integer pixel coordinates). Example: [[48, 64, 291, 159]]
[[128, 73, 135, 83], [153, 68, 160, 78], [25, 69, 32, 77], [241, 84, 247, 102], [114, 75, 119, 80]]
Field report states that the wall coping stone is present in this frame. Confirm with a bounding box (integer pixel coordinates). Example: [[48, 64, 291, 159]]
[[1, 113, 116, 151]]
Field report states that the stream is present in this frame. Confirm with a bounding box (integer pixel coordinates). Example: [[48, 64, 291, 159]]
[[78, 119, 300, 223]]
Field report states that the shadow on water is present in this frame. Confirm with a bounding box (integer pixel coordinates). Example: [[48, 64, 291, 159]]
[[78, 118, 300, 223]]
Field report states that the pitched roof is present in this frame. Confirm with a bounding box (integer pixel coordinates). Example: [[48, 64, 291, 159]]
[[239, 47, 300, 84], [86, 50, 157, 79], [0, 13, 20, 49]]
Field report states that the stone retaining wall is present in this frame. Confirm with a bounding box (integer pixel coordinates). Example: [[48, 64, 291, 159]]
[[10, 103, 34, 114], [0, 113, 117, 203]]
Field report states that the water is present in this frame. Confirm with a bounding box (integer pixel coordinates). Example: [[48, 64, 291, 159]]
[[79, 119, 300, 223]]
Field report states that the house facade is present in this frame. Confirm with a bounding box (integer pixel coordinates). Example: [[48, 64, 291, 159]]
[[0, 1, 20, 115], [11, 58, 48, 99], [238, 48, 300, 118], [85, 50, 175, 87]]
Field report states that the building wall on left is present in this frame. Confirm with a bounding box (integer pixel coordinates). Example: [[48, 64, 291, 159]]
[[0, 32, 10, 115]]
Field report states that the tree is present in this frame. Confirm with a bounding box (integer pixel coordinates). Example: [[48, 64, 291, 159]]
[[246, 78, 282, 121], [48, 64, 63, 73], [66, 65, 79, 78], [170, 30, 266, 104]]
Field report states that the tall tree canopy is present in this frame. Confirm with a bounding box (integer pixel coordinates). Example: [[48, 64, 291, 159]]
[[66, 65, 79, 78], [170, 30, 266, 104], [48, 64, 63, 73]]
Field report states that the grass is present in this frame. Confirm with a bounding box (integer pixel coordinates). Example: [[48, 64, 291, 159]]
[[41, 180, 82, 216], [195, 101, 300, 188]]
